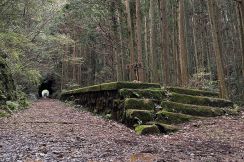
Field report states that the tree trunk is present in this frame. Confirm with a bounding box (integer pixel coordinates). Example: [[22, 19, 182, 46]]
[[136, 0, 144, 82], [125, 0, 135, 81], [72, 42, 76, 82], [117, 6, 124, 81], [207, 0, 229, 99], [191, 0, 199, 74], [236, 0, 244, 78], [172, 1, 181, 85], [61, 45, 65, 90], [159, 0, 169, 85], [144, 16, 149, 82], [178, 0, 189, 86], [149, 0, 158, 83]]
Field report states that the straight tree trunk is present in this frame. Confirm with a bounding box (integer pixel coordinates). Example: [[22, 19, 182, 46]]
[[178, 0, 189, 86], [111, 1, 119, 81], [136, 0, 144, 81], [117, 7, 125, 81], [65, 45, 69, 85], [236, 0, 244, 78], [78, 44, 82, 85], [159, 0, 169, 85], [191, 0, 199, 74], [207, 0, 229, 99], [172, 1, 181, 85], [125, 0, 135, 80], [149, 0, 158, 82], [72, 43, 76, 82], [144, 16, 149, 82], [90, 48, 96, 85], [61, 45, 65, 90]]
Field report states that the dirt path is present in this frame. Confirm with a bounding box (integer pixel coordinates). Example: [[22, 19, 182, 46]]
[[0, 99, 243, 162]]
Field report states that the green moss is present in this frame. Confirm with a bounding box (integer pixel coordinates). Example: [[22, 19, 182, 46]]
[[99, 82, 118, 90], [135, 125, 160, 135], [125, 109, 153, 125], [116, 82, 161, 89], [167, 87, 219, 97], [119, 88, 165, 100], [124, 98, 156, 110], [222, 107, 240, 116], [88, 85, 101, 91], [0, 110, 9, 118], [6, 101, 19, 111], [0, 105, 10, 114], [16, 90, 29, 108], [156, 123, 179, 133], [104, 113, 112, 119], [61, 84, 103, 95], [170, 93, 233, 107], [161, 101, 226, 117], [61, 87, 89, 95], [156, 110, 196, 124]]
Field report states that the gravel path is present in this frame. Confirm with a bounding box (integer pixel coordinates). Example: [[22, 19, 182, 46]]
[[0, 99, 243, 162]]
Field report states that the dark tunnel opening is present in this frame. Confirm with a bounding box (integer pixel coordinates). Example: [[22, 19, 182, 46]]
[[38, 79, 54, 98]]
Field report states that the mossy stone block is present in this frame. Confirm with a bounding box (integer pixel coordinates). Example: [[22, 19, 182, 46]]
[[119, 88, 165, 100], [156, 123, 179, 133], [61, 86, 89, 95], [162, 101, 225, 117], [124, 98, 156, 110], [156, 110, 195, 124], [170, 93, 233, 107], [135, 125, 160, 135], [87, 85, 101, 91], [125, 109, 153, 124], [167, 87, 219, 97]]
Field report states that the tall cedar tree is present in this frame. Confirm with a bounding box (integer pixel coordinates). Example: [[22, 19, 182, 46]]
[[125, 0, 135, 80], [178, 0, 189, 86], [207, 0, 229, 99], [136, 0, 144, 81]]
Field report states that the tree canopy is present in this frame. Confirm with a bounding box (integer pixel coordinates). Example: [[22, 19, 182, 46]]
[[0, 0, 243, 104]]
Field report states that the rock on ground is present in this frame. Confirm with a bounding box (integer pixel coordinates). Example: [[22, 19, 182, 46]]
[[0, 99, 243, 161]]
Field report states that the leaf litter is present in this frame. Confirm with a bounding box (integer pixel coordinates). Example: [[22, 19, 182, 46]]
[[0, 99, 243, 161]]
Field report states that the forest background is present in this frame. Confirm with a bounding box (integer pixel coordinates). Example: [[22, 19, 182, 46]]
[[0, 0, 243, 105]]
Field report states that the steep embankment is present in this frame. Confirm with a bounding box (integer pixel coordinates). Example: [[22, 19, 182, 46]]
[[0, 50, 16, 117]]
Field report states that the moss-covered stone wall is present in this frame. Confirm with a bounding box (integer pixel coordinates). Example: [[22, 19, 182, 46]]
[[61, 82, 237, 135]]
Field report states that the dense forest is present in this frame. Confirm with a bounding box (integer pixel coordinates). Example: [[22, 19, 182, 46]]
[[0, 0, 243, 104]]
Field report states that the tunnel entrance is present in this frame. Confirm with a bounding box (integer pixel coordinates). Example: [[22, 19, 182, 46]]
[[38, 79, 54, 98]]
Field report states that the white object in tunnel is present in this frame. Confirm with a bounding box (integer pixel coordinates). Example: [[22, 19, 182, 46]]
[[41, 89, 49, 98]]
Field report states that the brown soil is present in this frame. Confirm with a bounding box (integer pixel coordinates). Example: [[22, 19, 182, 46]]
[[0, 99, 243, 162]]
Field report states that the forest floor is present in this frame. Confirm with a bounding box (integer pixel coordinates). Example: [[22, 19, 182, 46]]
[[0, 99, 243, 162]]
